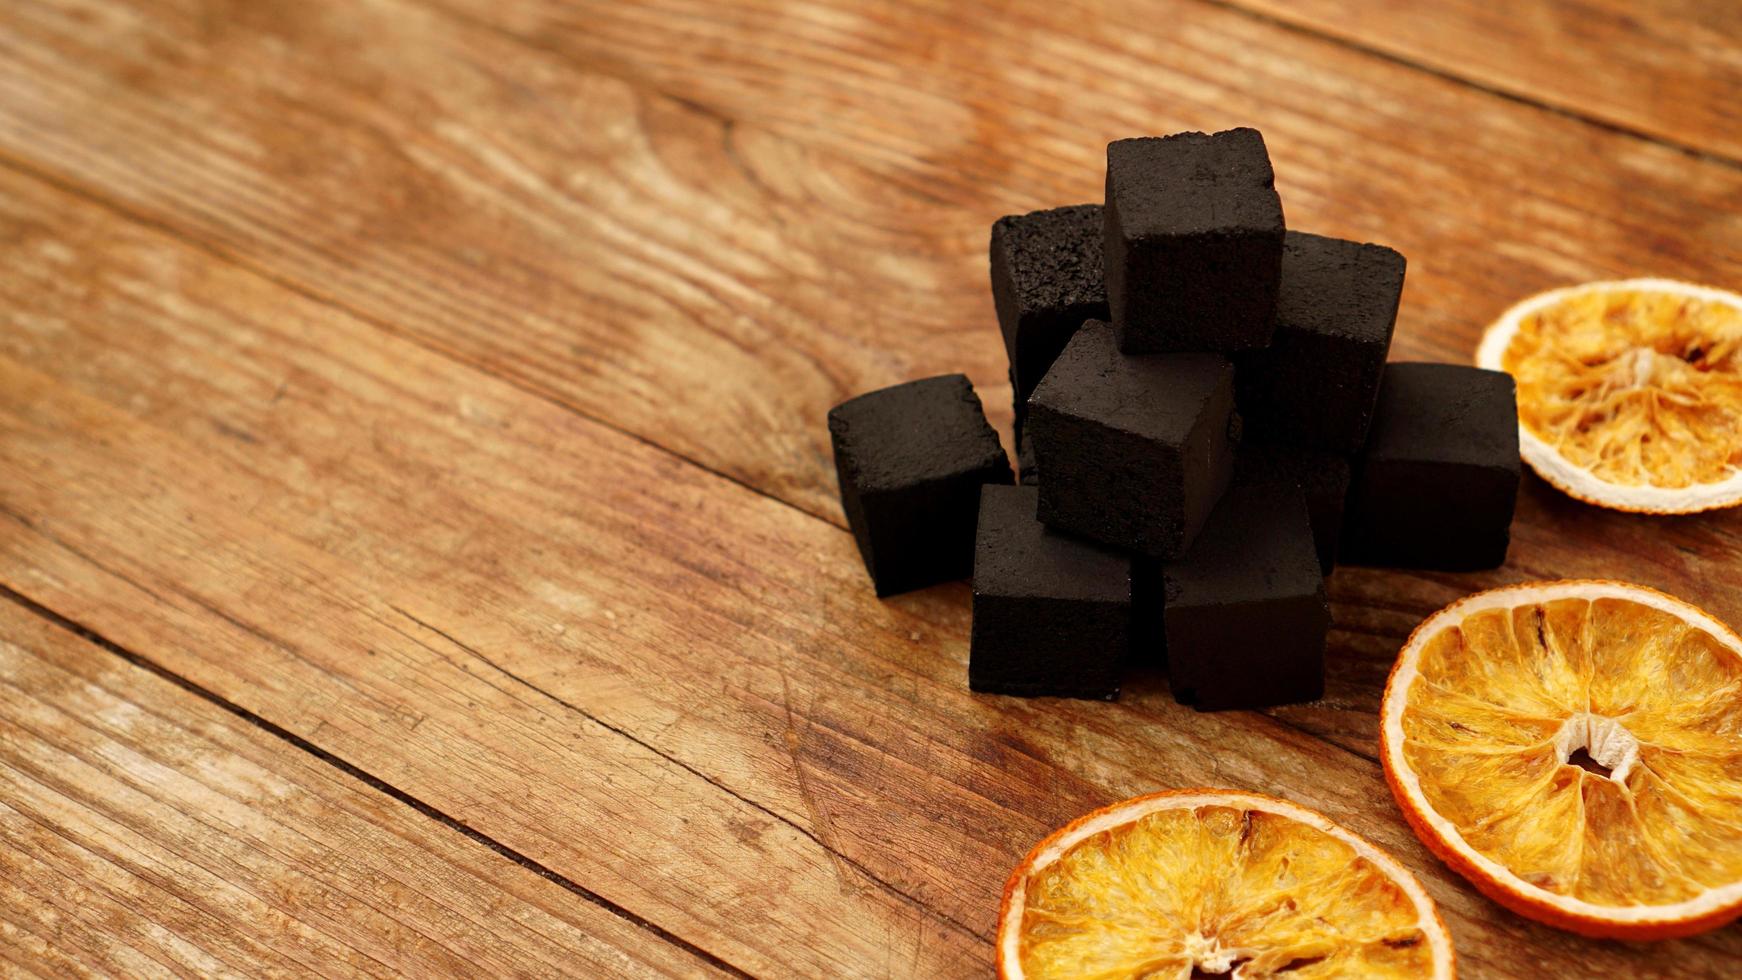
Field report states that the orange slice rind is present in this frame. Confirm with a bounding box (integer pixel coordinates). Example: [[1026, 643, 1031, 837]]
[[996, 789, 1455, 978], [1476, 278, 1742, 513], [1381, 580, 1742, 939]]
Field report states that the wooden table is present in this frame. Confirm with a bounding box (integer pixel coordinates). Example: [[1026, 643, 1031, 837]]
[[1, 1, 1738, 976]]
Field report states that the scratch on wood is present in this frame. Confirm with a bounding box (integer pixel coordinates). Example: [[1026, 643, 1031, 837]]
[[210, 419, 260, 444], [388, 606, 970, 926], [781, 671, 858, 896]]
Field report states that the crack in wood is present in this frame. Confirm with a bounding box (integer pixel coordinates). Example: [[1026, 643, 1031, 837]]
[[388, 604, 988, 940], [0, 151, 846, 539], [781, 670, 861, 896], [0, 583, 756, 980]]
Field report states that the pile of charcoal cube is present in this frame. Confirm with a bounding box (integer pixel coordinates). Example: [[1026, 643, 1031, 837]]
[[828, 128, 1521, 710]]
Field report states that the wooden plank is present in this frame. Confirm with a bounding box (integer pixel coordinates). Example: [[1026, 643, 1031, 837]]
[[1227, 0, 1742, 162], [3, 155, 1740, 977], [0, 170, 989, 977], [0, 0, 1733, 762], [0, 0, 1738, 528], [0, 599, 724, 978], [446, 0, 1742, 362]]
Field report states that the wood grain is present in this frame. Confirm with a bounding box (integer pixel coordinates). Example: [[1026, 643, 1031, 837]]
[[1229, 0, 1742, 161], [7, 0, 1736, 761], [0, 599, 722, 978], [0, 168, 987, 977], [3, 146, 1740, 976], [1, 1, 1739, 976], [0, 0, 1738, 527]]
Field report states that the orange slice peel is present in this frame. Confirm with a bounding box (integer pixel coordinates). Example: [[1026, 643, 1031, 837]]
[[996, 788, 1455, 978], [1381, 580, 1742, 939], [1476, 278, 1742, 513]]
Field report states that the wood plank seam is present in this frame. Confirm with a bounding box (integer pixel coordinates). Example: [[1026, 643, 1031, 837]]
[[0, 579, 753, 978], [5, 476, 994, 959], [0, 2, 925, 530], [1195, 0, 1742, 171], [0, 150, 848, 540], [432, 0, 1742, 182], [0, 487, 994, 970], [2, 796, 394, 976], [0, 3, 1728, 967], [0, 144, 1009, 962], [0, 588, 736, 978], [0, 582, 760, 980], [0, 122, 1541, 822], [0, 0, 1724, 601], [5, 0, 1733, 565], [341, 502, 1128, 949], [6, 661, 622, 976], [388, 603, 999, 944], [1, 146, 1735, 974], [3, 0, 1736, 549]]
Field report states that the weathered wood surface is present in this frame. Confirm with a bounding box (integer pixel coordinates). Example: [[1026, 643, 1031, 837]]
[[1232, 0, 1742, 160], [0, 594, 722, 978], [2, 0, 1740, 523], [0, 0, 1738, 976]]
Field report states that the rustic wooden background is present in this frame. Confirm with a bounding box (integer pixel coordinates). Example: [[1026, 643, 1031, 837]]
[[1, 0, 1738, 976]]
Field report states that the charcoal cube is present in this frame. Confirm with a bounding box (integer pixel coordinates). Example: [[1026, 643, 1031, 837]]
[[1104, 129, 1284, 353], [1341, 363, 1520, 571], [1129, 559, 1168, 668], [1161, 472, 1329, 711], [1029, 321, 1237, 559], [829, 375, 1013, 596], [1236, 446, 1351, 575], [969, 485, 1130, 699], [991, 204, 1108, 440], [1236, 231, 1406, 452], [1016, 430, 1038, 486]]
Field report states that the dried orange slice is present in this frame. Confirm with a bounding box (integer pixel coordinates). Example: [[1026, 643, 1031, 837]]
[[1475, 278, 1742, 513], [995, 789, 1454, 978], [1381, 580, 1742, 939]]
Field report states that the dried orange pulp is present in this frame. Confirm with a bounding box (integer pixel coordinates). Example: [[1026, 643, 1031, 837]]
[[1476, 279, 1742, 513], [1382, 581, 1742, 939], [996, 789, 1454, 978]]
